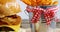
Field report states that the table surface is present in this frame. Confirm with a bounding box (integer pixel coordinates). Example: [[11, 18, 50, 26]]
[[20, 20, 60, 32]]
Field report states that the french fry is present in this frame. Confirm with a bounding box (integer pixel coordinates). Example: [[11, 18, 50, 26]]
[[21, 0, 31, 6], [53, 1, 58, 5]]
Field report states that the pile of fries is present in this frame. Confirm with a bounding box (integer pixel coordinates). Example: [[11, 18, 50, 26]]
[[21, 0, 58, 6]]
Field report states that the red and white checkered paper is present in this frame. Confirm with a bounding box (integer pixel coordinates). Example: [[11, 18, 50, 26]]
[[26, 6, 58, 25]]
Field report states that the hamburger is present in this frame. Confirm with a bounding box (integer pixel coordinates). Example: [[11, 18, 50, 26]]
[[0, 0, 21, 32]]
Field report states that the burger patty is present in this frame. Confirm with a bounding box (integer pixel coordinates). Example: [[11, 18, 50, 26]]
[[0, 15, 21, 25]]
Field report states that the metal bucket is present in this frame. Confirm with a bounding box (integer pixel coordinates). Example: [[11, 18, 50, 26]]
[[25, 6, 57, 32]]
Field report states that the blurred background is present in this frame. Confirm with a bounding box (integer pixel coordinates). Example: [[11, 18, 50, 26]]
[[16, 0, 60, 32]]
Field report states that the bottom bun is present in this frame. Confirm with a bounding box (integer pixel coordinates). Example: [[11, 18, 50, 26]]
[[0, 24, 20, 32]]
